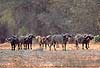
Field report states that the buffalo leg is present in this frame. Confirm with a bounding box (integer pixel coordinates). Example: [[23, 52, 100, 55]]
[[28, 44, 29, 49], [49, 45, 52, 51], [62, 44, 65, 51], [62, 44, 64, 49], [49, 43, 53, 51], [11, 45, 13, 50], [26, 44, 28, 50], [54, 44, 56, 51], [45, 44, 47, 49], [64, 43, 67, 51], [87, 43, 89, 49], [11, 44, 15, 51], [20, 43, 22, 50], [24, 44, 27, 50], [13, 44, 16, 50], [24, 44, 26, 50], [82, 43, 84, 50], [76, 44, 79, 50], [30, 44, 32, 49], [76, 41, 79, 49], [18, 44, 20, 50], [39, 44, 42, 48], [85, 43, 88, 49]]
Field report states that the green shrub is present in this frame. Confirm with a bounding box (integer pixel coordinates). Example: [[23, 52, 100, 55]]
[[18, 26, 29, 35], [94, 35, 100, 42]]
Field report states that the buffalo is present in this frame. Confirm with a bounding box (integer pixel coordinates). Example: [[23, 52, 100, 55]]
[[6, 34, 35, 50], [6, 35, 20, 50], [75, 34, 94, 49], [19, 34, 35, 50], [35, 36, 48, 49], [46, 33, 71, 51]]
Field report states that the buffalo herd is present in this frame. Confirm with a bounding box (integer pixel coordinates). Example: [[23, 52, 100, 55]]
[[6, 33, 94, 51]]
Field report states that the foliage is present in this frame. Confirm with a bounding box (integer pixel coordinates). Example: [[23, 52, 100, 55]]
[[18, 26, 29, 35], [94, 35, 100, 42], [0, 0, 100, 40]]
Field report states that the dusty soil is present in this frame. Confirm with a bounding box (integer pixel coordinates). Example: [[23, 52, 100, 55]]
[[0, 42, 100, 68]]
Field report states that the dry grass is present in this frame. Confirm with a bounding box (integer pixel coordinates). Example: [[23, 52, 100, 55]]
[[0, 42, 100, 68]]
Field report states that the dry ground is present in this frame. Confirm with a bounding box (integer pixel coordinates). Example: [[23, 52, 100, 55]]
[[0, 42, 100, 68]]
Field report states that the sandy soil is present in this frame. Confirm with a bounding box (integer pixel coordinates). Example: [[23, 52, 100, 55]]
[[0, 42, 100, 68]]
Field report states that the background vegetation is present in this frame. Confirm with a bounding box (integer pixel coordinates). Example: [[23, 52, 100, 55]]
[[0, 0, 100, 42]]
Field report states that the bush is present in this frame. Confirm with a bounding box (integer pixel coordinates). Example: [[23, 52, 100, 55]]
[[94, 35, 100, 42], [18, 26, 29, 35]]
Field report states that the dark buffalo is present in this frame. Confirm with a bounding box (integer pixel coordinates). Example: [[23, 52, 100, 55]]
[[19, 36, 27, 50], [75, 34, 94, 49], [6, 36, 20, 50], [26, 34, 35, 49], [19, 34, 35, 50]]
